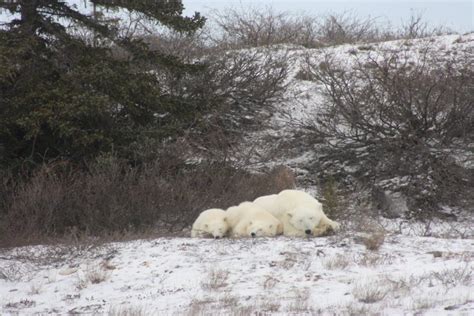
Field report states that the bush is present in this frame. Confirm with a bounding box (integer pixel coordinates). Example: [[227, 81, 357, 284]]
[[0, 156, 295, 247], [302, 47, 473, 217], [152, 46, 289, 157], [208, 6, 321, 48], [207, 7, 453, 49]]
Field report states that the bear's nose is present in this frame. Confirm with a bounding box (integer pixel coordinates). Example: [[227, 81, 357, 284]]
[[251, 232, 256, 237], [305, 229, 312, 235]]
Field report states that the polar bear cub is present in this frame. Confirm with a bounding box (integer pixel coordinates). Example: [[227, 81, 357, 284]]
[[191, 208, 229, 239], [226, 202, 283, 238], [254, 190, 340, 237]]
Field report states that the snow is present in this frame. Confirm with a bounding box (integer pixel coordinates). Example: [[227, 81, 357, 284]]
[[1, 235, 472, 314]]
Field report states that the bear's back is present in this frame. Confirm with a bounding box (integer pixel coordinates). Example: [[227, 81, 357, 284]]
[[194, 208, 226, 227], [278, 189, 321, 210], [253, 194, 282, 217], [226, 201, 274, 225]]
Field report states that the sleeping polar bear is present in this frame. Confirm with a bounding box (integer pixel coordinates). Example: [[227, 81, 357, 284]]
[[254, 190, 340, 237], [226, 202, 283, 238]]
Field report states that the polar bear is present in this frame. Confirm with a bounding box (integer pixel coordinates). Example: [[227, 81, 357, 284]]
[[191, 208, 229, 239], [226, 202, 283, 238], [254, 189, 340, 237]]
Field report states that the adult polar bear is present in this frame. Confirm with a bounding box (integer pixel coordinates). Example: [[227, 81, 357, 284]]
[[254, 190, 340, 237], [226, 202, 283, 238]]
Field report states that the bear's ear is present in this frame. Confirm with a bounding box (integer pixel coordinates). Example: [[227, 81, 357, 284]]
[[286, 212, 293, 218]]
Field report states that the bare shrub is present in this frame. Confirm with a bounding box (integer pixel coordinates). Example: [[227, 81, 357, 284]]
[[0, 263, 24, 281], [207, 8, 448, 49], [76, 265, 109, 289], [431, 264, 473, 288], [352, 280, 389, 304], [153, 46, 289, 157], [356, 252, 394, 267], [144, 30, 208, 62], [0, 156, 295, 246], [317, 12, 385, 45], [85, 266, 109, 284], [201, 269, 229, 291], [400, 13, 452, 39], [269, 165, 296, 191], [208, 6, 320, 48], [302, 47, 474, 217], [323, 253, 351, 270]]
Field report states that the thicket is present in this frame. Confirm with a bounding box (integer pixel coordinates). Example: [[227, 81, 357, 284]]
[[301, 48, 474, 217]]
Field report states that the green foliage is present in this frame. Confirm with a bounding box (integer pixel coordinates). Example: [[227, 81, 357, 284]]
[[0, 1, 206, 169]]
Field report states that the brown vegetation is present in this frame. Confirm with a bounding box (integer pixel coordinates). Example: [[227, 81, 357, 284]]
[[0, 158, 295, 247]]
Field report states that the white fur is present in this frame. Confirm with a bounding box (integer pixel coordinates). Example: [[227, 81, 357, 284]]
[[226, 202, 283, 238], [191, 208, 229, 239], [254, 190, 340, 237]]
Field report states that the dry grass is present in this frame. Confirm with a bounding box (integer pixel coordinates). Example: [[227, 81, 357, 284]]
[[323, 253, 351, 270], [108, 305, 146, 316], [76, 265, 110, 290], [362, 231, 386, 251], [356, 252, 394, 267], [287, 288, 313, 313], [3, 299, 36, 310], [28, 283, 42, 295], [200, 269, 230, 291], [185, 293, 240, 315], [258, 297, 282, 313]]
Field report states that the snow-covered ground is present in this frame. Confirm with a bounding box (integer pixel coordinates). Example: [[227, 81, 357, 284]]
[[0, 234, 472, 315], [1, 33, 473, 315]]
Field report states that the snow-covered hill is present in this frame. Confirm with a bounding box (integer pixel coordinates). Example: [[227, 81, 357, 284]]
[[1, 33, 473, 315]]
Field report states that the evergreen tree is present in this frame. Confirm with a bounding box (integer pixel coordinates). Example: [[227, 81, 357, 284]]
[[0, 0, 205, 168]]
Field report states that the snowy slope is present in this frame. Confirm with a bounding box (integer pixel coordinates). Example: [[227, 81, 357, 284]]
[[1, 235, 473, 315]]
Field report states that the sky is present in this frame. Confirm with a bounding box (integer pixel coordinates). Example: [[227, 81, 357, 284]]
[[0, 1, 472, 33], [183, 0, 473, 33]]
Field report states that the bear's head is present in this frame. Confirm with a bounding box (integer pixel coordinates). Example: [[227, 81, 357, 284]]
[[204, 217, 229, 239], [246, 219, 283, 237], [286, 207, 320, 236]]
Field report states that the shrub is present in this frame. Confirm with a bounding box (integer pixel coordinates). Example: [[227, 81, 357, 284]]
[[302, 47, 473, 217], [0, 157, 295, 247], [208, 6, 320, 48]]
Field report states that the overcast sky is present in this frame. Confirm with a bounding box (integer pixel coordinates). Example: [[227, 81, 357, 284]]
[[183, 0, 473, 33], [1, 1, 472, 33]]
